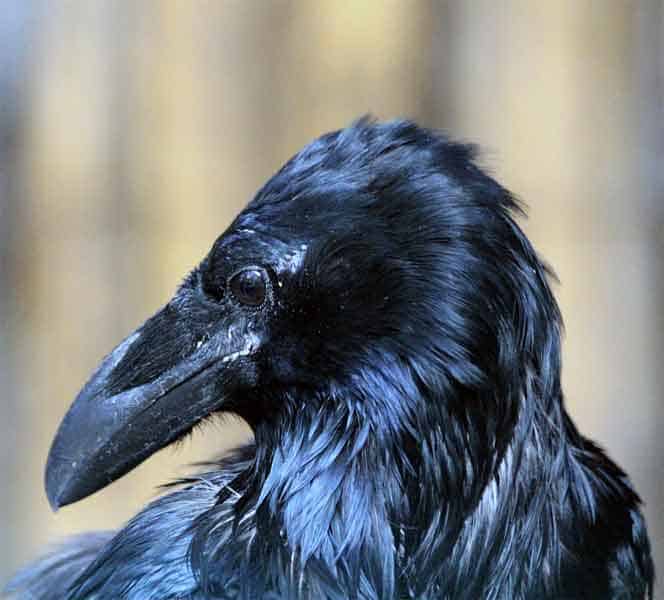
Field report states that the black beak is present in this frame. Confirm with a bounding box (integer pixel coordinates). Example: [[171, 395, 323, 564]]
[[45, 290, 257, 510]]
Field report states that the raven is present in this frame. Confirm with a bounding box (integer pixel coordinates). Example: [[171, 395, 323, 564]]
[[6, 118, 654, 599]]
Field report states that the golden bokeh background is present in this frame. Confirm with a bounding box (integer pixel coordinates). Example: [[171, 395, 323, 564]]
[[1, 0, 662, 592]]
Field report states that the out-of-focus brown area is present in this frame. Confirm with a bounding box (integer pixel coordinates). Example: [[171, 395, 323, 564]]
[[1, 0, 662, 590]]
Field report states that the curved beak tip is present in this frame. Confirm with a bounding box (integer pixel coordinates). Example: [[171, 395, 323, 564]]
[[47, 491, 63, 513], [46, 483, 65, 513], [45, 465, 67, 512], [45, 454, 84, 512]]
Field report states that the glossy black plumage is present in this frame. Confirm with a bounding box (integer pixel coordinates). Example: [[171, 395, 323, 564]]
[[6, 118, 654, 599]]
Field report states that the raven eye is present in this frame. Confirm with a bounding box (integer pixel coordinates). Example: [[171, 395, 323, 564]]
[[229, 268, 267, 307]]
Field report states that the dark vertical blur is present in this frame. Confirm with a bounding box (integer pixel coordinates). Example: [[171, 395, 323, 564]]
[[0, 0, 662, 591]]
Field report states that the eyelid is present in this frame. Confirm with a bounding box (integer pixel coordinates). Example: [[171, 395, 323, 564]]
[[227, 264, 267, 281]]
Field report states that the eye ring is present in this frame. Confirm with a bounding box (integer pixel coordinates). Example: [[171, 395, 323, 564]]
[[229, 267, 268, 307]]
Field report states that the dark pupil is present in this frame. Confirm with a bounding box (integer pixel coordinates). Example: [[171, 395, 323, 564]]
[[230, 269, 266, 306]]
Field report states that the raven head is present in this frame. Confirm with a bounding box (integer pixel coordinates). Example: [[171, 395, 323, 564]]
[[46, 118, 561, 511]]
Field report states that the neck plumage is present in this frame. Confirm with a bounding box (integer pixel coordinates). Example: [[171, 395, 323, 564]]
[[191, 363, 642, 600]]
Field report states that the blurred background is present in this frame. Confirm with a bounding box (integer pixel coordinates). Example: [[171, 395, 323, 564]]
[[0, 0, 662, 593]]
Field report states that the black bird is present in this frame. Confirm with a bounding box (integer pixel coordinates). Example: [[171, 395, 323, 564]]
[[7, 119, 654, 599]]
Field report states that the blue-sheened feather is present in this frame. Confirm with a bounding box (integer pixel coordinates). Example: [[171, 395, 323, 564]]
[[5, 118, 653, 599]]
